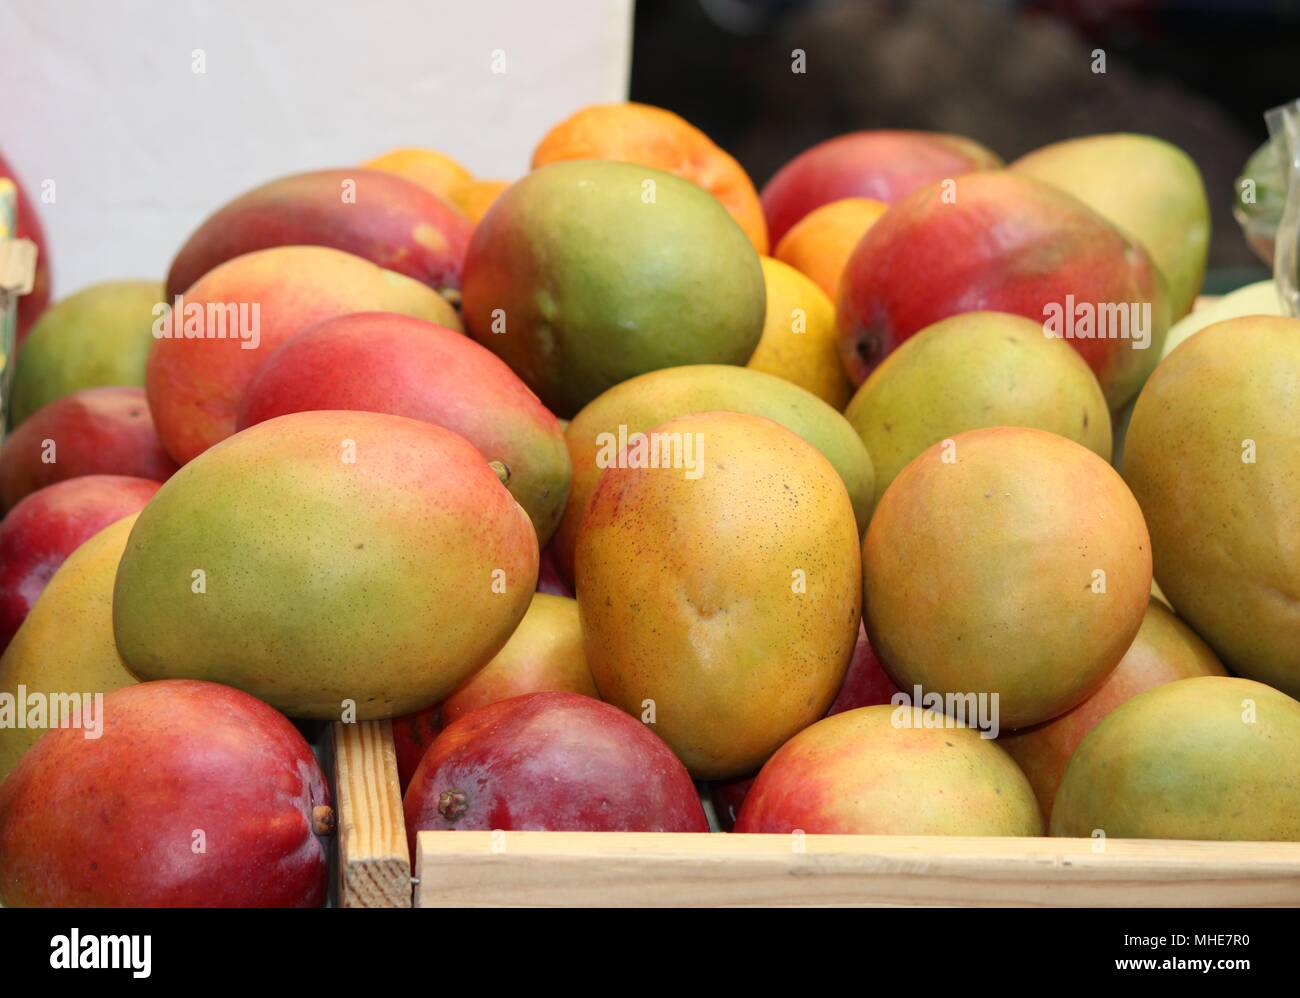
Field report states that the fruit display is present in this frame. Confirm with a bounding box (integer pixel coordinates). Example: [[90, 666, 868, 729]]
[[2, 89, 1298, 912]]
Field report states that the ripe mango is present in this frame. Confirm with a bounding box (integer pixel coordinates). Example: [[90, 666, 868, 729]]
[[165, 169, 471, 298], [147, 245, 460, 465], [838, 172, 1170, 410], [238, 312, 571, 545], [1051, 677, 1300, 841], [845, 311, 1112, 506], [864, 427, 1151, 730], [576, 411, 861, 779], [461, 160, 765, 417], [0, 514, 141, 783], [112, 410, 538, 719], [736, 705, 1043, 836], [0, 679, 331, 906], [1123, 315, 1300, 697], [553, 364, 875, 584]]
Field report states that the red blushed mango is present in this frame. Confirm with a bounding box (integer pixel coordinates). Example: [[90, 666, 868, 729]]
[[1000, 600, 1226, 821], [164, 169, 471, 298], [0, 680, 332, 907], [761, 130, 1001, 245], [146, 245, 459, 465], [0, 475, 160, 650], [113, 411, 538, 719], [735, 705, 1042, 836], [532, 102, 769, 253], [837, 172, 1170, 409], [0, 386, 176, 511], [404, 692, 707, 849], [238, 312, 570, 545], [0, 150, 52, 342]]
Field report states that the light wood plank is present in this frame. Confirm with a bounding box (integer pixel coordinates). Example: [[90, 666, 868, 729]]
[[414, 831, 1300, 907], [332, 720, 411, 908]]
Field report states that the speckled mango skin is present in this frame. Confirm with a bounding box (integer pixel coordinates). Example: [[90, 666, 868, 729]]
[[736, 705, 1043, 835], [845, 311, 1112, 507], [575, 411, 861, 779], [461, 160, 765, 417], [1122, 316, 1300, 699], [148, 245, 461, 466], [164, 168, 471, 298], [112, 410, 538, 719], [864, 427, 1152, 730], [1051, 677, 1300, 841], [11, 280, 164, 427], [553, 364, 875, 585], [1000, 600, 1226, 821], [0, 515, 141, 783]]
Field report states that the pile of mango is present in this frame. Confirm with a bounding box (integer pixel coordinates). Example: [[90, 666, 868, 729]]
[[0, 102, 1297, 907]]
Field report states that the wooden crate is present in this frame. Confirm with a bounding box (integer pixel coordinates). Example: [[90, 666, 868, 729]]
[[333, 719, 1300, 908]]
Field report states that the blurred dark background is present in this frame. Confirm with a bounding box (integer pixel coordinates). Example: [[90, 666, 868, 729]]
[[630, 0, 1300, 282]]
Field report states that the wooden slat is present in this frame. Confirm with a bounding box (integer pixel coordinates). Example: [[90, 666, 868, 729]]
[[332, 720, 411, 908], [414, 831, 1300, 908]]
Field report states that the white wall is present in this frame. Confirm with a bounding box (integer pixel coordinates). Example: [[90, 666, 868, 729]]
[[0, 0, 634, 295]]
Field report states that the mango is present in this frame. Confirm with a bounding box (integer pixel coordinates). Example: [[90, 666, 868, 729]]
[[576, 411, 861, 779], [1000, 600, 1226, 821], [838, 172, 1171, 410], [461, 160, 765, 417], [1123, 315, 1300, 697], [0, 514, 141, 783], [1051, 677, 1300, 841], [736, 705, 1043, 836], [404, 691, 708, 845], [10, 280, 163, 427], [1011, 134, 1210, 320], [0, 475, 159, 650], [0, 679, 332, 906], [165, 169, 471, 298], [772, 197, 888, 301], [112, 410, 538, 719], [845, 311, 1112, 506], [0, 386, 177, 511], [747, 256, 852, 408], [864, 427, 1151, 730], [237, 311, 571, 545], [761, 129, 1001, 245], [532, 102, 768, 253], [362, 147, 474, 204], [146, 245, 460, 465], [552, 364, 875, 584]]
